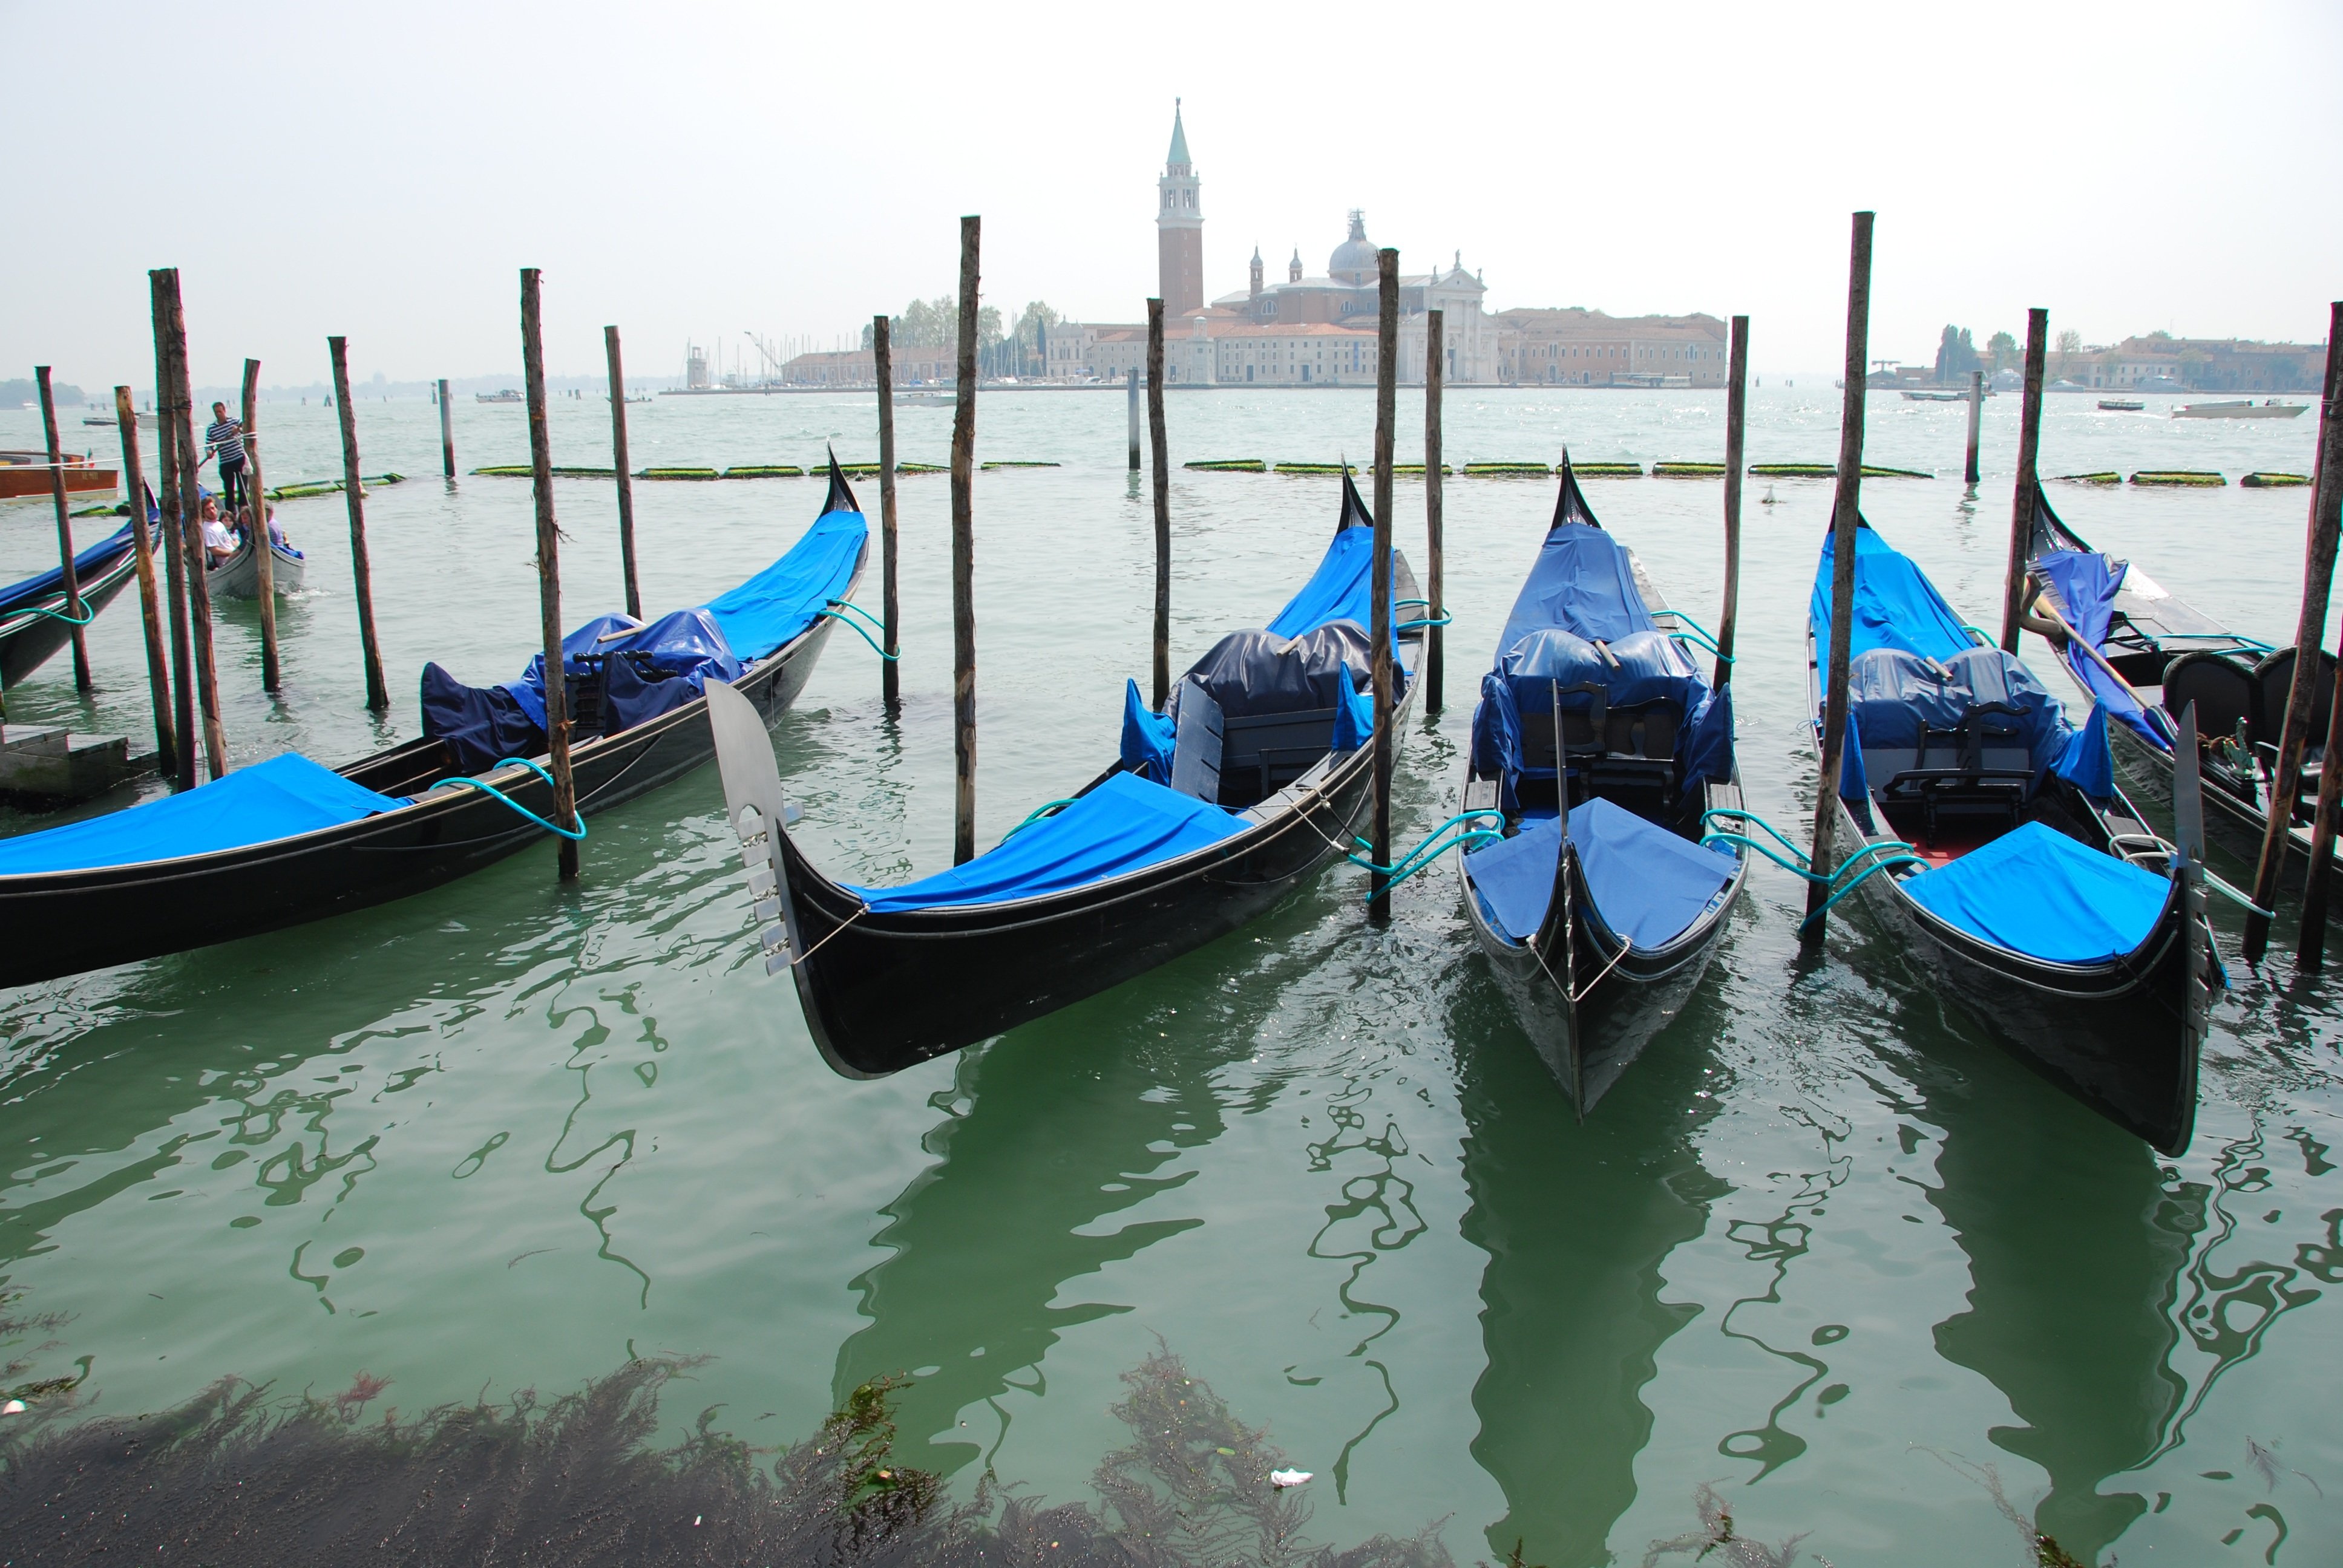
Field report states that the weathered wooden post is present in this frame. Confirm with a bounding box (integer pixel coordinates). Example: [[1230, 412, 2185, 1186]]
[[604, 326, 641, 619], [328, 336, 390, 711], [1424, 309, 1446, 713], [1716, 313, 1749, 688], [1127, 367, 1141, 472], [439, 377, 455, 479], [520, 270, 581, 882], [950, 216, 981, 865], [873, 315, 902, 710], [1964, 368, 1984, 486], [34, 367, 92, 692], [113, 385, 175, 772], [149, 270, 198, 789], [1998, 310, 2049, 652], [1804, 212, 1874, 936], [155, 272, 227, 779], [241, 359, 280, 691], [1369, 246, 1399, 925], [1147, 298, 1172, 708], [2297, 653, 2343, 967], [2247, 304, 2343, 962]]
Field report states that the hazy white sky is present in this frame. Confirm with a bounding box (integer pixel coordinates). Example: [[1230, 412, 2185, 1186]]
[[7, 0, 2338, 390]]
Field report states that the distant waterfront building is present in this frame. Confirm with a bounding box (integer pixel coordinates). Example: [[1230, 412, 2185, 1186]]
[[1495, 308, 1731, 388], [1158, 102, 1204, 318], [2071, 334, 2329, 393], [781, 342, 957, 387]]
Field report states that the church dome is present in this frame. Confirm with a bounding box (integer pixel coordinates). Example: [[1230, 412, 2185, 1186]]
[[1328, 210, 1377, 283]]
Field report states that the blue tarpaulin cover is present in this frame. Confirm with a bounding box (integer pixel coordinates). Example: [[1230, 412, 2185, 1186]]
[[1265, 526, 1400, 644], [1121, 679, 1176, 782], [1495, 523, 1656, 653], [1845, 645, 2068, 760], [1332, 677, 1374, 752], [0, 520, 137, 614], [1501, 626, 1705, 717], [2036, 548, 2173, 748], [1466, 797, 1735, 948], [702, 508, 868, 659], [0, 754, 410, 877], [848, 770, 1245, 912], [1810, 524, 1974, 663], [505, 607, 746, 730], [1902, 819, 2169, 962], [2052, 701, 2116, 800]]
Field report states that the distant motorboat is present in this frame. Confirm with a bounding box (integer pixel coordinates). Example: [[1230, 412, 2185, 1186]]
[[2172, 399, 2307, 420], [0, 451, 116, 499], [1901, 388, 1968, 402], [2098, 399, 2146, 412], [476, 389, 523, 404], [82, 412, 159, 430], [898, 393, 953, 407]]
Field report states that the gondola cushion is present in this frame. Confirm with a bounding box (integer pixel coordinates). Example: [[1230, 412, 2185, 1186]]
[[1173, 623, 1372, 719], [847, 771, 1246, 912], [0, 753, 410, 876], [1465, 797, 1734, 949], [1901, 820, 2169, 963], [1846, 645, 2069, 782]]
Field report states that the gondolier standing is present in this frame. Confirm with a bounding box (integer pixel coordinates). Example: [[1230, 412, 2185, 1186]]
[[204, 401, 247, 514]]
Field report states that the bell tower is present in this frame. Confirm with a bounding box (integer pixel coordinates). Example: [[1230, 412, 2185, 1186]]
[[1156, 100, 1204, 317]]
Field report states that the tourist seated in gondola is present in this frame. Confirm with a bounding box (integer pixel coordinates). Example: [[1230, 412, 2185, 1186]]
[[198, 495, 236, 567]]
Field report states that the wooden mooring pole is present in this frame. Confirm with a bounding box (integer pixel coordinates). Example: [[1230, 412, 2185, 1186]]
[[149, 271, 198, 789], [1999, 310, 2048, 652], [2298, 643, 2343, 967], [1424, 309, 1446, 713], [2247, 302, 2343, 962], [605, 326, 641, 620], [155, 271, 227, 779], [1368, 246, 1399, 925], [1804, 212, 1874, 938], [1716, 313, 1749, 689], [950, 216, 981, 866], [34, 367, 92, 693], [242, 359, 280, 691], [438, 377, 456, 480], [1127, 368, 1141, 472], [328, 336, 390, 711], [1964, 369, 1984, 486], [521, 269, 580, 882], [1147, 298, 1171, 708], [113, 384, 175, 773], [873, 315, 902, 710]]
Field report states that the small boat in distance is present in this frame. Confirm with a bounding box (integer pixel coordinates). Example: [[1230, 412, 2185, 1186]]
[[2172, 399, 2307, 420], [2098, 399, 2146, 412], [1901, 388, 1968, 402], [0, 451, 117, 499], [83, 412, 159, 430], [207, 523, 306, 599], [476, 389, 524, 404]]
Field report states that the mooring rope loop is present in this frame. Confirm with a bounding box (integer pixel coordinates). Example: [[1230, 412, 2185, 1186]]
[[816, 607, 899, 661], [437, 756, 588, 841], [1346, 809, 1506, 897]]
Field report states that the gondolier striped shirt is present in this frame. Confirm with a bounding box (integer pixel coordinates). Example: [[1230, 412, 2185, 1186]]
[[205, 418, 246, 466]]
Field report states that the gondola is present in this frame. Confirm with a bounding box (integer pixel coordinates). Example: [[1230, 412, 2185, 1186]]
[[206, 524, 306, 599], [2022, 481, 2333, 877], [0, 515, 148, 688], [0, 462, 870, 987], [707, 472, 1421, 1079], [1456, 459, 1748, 1114], [1806, 512, 2218, 1154]]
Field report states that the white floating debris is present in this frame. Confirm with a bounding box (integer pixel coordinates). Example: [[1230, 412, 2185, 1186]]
[[1, 1400, 25, 1415], [1269, 1469, 1312, 1488]]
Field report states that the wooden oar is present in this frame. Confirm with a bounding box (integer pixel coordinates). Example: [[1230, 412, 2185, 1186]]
[[2029, 589, 2165, 720]]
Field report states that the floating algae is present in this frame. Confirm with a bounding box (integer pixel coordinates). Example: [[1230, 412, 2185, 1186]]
[[1651, 462, 1725, 478], [2131, 470, 2226, 487], [2242, 471, 2312, 488]]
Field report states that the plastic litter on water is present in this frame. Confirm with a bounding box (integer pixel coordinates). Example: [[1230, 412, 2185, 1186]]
[[1269, 1468, 1312, 1488]]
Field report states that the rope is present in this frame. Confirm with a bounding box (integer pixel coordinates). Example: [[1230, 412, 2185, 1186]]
[[997, 797, 1081, 845], [1398, 614, 1453, 631], [14, 601, 96, 626], [1795, 848, 1927, 936], [1569, 934, 1633, 1004], [816, 609, 899, 661], [779, 902, 869, 969], [1346, 809, 1506, 896], [1662, 608, 1734, 663], [436, 756, 588, 840], [824, 597, 886, 633]]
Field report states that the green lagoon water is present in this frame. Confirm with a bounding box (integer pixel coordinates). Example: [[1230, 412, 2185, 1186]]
[[0, 384, 2335, 1563]]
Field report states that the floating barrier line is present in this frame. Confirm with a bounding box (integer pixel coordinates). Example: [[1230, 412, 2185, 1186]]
[[437, 756, 586, 840]]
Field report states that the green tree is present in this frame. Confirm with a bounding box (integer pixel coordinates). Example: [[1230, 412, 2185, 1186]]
[[1986, 330, 2019, 371], [863, 296, 1004, 353]]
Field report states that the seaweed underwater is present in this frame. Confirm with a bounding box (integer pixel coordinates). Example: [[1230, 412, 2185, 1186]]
[[0, 1344, 1457, 1568]]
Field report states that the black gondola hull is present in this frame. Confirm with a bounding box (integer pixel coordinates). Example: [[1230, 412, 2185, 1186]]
[[0, 551, 140, 688], [0, 592, 850, 989], [2103, 710, 2338, 888], [1459, 788, 1747, 1116]]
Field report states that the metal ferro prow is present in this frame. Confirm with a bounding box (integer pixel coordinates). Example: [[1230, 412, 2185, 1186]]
[[706, 678, 800, 975]]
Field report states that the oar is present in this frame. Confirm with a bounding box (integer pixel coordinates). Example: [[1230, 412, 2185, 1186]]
[[2028, 590, 2152, 710]]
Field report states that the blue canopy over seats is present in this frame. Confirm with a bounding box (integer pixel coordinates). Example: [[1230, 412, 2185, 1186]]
[[423, 506, 867, 774], [1464, 797, 1736, 949], [0, 754, 410, 876]]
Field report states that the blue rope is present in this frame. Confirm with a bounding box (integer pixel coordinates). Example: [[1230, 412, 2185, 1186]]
[[16, 601, 96, 626], [998, 797, 1081, 844], [438, 756, 588, 840], [1347, 809, 1506, 895], [825, 597, 886, 633], [1700, 806, 1812, 866], [1960, 624, 1995, 647], [1398, 614, 1453, 631], [1661, 608, 1733, 662], [816, 609, 900, 661], [1797, 848, 1927, 935]]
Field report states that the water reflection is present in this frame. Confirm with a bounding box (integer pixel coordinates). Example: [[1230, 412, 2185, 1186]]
[[1921, 1036, 2197, 1562], [1453, 976, 1730, 1567]]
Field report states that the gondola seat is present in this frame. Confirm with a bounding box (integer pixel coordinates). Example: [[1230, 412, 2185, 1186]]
[[2250, 647, 2336, 748], [2161, 651, 2256, 748], [1171, 622, 1373, 806]]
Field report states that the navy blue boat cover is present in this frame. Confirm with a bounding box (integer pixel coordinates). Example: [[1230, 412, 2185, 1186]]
[[1265, 524, 1401, 647], [0, 754, 410, 877], [1902, 819, 2169, 962], [1495, 523, 1656, 653], [1808, 521, 1973, 663], [849, 771, 1244, 912], [0, 518, 138, 615], [2035, 547, 2173, 748], [1466, 796, 1735, 948], [424, 506, 867, 774]]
